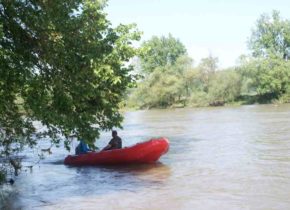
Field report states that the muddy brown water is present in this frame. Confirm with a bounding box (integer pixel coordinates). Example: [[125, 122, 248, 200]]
[[6, 104, 290, 210]]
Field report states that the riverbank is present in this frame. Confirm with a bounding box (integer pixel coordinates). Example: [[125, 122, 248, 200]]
[[123, 93, 290, 111]]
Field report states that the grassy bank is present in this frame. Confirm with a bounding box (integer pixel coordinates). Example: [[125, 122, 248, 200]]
[[123, 92, 290, 111]]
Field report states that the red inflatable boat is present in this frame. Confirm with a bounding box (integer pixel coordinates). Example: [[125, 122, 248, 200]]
[[64, 137, 169, 166]]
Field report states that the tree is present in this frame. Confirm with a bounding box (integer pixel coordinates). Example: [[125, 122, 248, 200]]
[[129, 55, 193, 108], [245, 11, 290, 101], [249, 10, 290, 60], [0, 0, 140, 175], [128, 34, 189, 108], [238, 57, 290, 101], [139, 34, 187, 74], [208, 69, 242, 105], [197, 54, 219, 92], [130, 66, 181, 108]]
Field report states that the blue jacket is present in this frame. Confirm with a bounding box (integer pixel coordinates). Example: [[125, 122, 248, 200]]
[[75, 140, 90, 155]]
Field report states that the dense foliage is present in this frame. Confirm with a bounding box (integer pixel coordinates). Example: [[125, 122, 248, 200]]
[[238, 57, 290, 102], [129, 56, 193, 108], [249, 10, 290, 60], [128, 11, 290, 109], [0, 0, 140, 178], [243, 11, 290, 101], [139, 34, 187, 74]]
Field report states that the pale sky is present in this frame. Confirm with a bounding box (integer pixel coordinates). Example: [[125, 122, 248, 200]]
[[105, 0, 290, 68]]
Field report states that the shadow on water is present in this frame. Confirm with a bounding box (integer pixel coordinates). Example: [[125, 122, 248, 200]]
[[6, 161, 171, 210], [44, 158, 172, 184], [79, 161, 168, 172], [70, 162, 172, 190]]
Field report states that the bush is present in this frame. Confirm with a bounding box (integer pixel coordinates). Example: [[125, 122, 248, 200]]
[[189, 91, 209, 107], [207, 70, 242, 105]]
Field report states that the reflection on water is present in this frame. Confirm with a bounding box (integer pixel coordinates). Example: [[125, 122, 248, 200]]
[[7, 104, 290, 210]]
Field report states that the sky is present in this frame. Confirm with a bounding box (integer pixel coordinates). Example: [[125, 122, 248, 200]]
[[105, 0, 290, 68]]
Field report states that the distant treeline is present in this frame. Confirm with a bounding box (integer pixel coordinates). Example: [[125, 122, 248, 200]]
[[126, 11, 290, 109]]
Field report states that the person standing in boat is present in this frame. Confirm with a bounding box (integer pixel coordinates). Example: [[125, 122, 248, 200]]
[[102, 130, 122, 151]]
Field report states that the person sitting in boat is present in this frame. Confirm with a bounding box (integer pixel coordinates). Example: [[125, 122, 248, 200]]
[[75, 140, 91, 155], [102, 130, 122, 151]]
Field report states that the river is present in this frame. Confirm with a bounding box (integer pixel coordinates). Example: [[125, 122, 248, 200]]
[[6, 104, 290, 210]]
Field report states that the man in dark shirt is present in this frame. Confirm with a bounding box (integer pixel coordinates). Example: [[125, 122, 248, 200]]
[[102, 130, 122, 151]]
